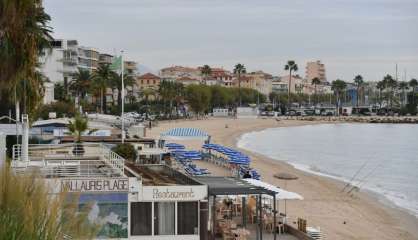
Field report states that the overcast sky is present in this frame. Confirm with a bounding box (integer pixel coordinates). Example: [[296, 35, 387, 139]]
[[44, 0, 418, 82]]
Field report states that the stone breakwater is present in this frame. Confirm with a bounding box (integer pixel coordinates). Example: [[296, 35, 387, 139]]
[[281, 116, 418, 124]]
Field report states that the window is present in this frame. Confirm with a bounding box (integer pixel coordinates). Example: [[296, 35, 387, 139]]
[[154, 202, 175, 235], [177, 202, 198, 235], [131, 202, 152, 235], [147, 80, 150, 84], [153, 80, 156, 84]]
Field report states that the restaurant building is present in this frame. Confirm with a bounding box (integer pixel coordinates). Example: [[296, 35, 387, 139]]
[[11, 143, 208, 240]]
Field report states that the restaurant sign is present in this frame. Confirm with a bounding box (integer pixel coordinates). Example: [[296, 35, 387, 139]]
[[142, 185, 207, 201], [60, 178, 130, 193]]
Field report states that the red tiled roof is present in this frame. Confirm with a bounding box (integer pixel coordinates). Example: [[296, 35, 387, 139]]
[[138, 72, 160, 80]]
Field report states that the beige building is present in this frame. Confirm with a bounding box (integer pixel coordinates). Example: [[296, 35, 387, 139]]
[[306, 60, 327, 83], [241, 71, 273, 96], [136, 73, 161, 90], [279, 75, 306, 94]]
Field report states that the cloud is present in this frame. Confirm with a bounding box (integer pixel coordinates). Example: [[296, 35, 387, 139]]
[[44, 0, 418, 80]]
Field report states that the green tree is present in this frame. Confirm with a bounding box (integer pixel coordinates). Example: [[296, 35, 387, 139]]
[[311, 77, 321, 106], [112, 143, 137, 162], [70, 68, 91, 100], [383, 74, 397, 109], [54, 82, 66, 101], [409, 78, 418, 105], [158, 81, 179, 118], [111, 73, 136, 111], [398, 81, 409, 108], [185, 85, 211, 117], [0, 0, 52, 89], [233, 63, 246, 107], [90, 64, 113, 113], [200, 65, 212, 83], [376, 80, 386, 108], [284, 60, 298, 109], [331, 79, 347, 115], [353, 75, 364, 108]]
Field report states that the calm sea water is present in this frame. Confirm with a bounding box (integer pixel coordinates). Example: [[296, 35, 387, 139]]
[[237, 124, 418, 217]]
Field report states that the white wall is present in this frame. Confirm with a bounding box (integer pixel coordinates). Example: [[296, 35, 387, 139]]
[[40, 49, 65, 83]]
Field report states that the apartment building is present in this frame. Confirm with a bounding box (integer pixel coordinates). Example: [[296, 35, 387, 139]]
[[40, 39, 79, 84], [77, 46, 100, 71], [306, 60, 327, 82]]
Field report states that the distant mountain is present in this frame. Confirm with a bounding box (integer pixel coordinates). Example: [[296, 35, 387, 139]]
[[136, 64, 157, 75]]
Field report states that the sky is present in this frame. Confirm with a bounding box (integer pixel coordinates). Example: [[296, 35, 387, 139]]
[[44, 0, 418, 82]]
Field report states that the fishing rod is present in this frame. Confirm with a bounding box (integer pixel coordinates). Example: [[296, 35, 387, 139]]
[[341, 152, 377, 193], [347, 161, 383, 194], [341, 160, 369, 193]]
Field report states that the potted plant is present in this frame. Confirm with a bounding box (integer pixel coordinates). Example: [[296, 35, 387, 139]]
[[67, 114, 96, 156]]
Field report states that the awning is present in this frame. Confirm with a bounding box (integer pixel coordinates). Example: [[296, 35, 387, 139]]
[[243, 178, 303, 200], [194, 176, 276, 196], [161, 128, 209, 140]]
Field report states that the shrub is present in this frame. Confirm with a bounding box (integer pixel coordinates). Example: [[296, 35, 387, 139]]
[[36, 101, 76, 119], [0, 164, 98, 239], [112, 143, 137, 162]]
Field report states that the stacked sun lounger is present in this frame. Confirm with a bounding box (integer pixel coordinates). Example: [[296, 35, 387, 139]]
[[166, 143, 210, 176], [202, 143, 261, 179]]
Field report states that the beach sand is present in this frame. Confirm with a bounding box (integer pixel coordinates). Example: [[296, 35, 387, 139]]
[[147, 117, 418, 240]]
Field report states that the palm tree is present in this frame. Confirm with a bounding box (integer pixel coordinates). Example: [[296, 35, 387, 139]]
[[200, 65, 212, 84], [409, 78, 418, 104], [90, 64, 113, 113], [376, 80, 386, 108], [142, 88, 156, 103], [398, 81, 409, 108], [353, 75, 364, 109], [0, 0, 52, 88], [311, 77, 321, 107], [70, 68, 91, 100], [233, 63, 246, 107], [284, 60, 298, 110], [111, 72, 136, 111], [383, 74, 397, 110], [67, 114, 96, 156], [10, 70, 46, 119], [331, 79, 347, 116]]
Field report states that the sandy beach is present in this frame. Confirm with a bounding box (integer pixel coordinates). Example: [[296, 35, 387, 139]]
[[147, 118, 418, 240]]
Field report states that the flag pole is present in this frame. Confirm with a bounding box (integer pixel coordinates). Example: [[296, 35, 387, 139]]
[[121, 50, 125, 143]]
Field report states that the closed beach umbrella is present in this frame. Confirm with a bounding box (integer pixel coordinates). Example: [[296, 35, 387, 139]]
[[274, 172, 299, 215]]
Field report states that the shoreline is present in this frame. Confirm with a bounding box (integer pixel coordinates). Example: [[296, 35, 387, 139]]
[[235, 123, 418, 219], [149, 118, 418, 240]]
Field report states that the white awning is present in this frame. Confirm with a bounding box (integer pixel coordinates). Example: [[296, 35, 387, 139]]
[[138, 148, 168, 155], [243, 178, 303, 200]]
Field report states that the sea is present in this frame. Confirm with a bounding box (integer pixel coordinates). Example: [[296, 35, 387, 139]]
[[237, 123, 418, 218]]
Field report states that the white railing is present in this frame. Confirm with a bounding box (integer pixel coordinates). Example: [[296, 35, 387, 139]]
[[100, 144, 125, 176], [11, 143, 125, 177]]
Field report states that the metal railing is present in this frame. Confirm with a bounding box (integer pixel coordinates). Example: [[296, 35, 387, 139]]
[[11, 143, 125, 177]]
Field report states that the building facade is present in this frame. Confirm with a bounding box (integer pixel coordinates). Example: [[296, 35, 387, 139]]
[[305, 60, 327, 83], [136, 73, 161, 90]]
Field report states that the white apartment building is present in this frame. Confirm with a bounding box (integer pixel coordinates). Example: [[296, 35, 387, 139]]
[[40, 39, 79, 84]]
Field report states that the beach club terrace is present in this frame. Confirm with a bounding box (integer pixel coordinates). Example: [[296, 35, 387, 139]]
[[10, 142, 208, 240]]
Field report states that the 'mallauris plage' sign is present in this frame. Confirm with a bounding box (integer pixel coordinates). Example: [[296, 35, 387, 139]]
[[61, 178, 129, 192]]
